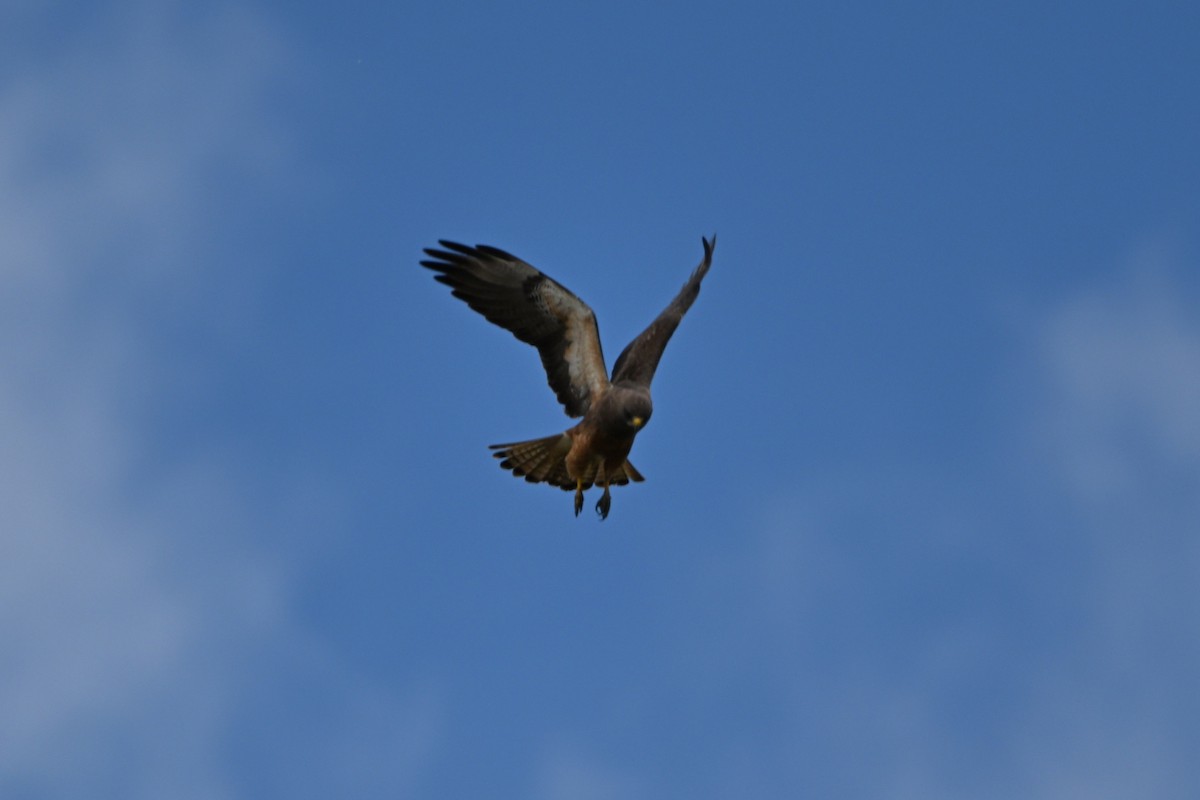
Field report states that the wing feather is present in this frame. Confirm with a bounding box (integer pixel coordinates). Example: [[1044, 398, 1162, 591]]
[[611, 235, 715, 387], [421, 241, 609, 417]]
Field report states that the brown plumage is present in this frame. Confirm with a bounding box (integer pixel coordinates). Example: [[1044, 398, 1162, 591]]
[[420, 236, 714, 519]]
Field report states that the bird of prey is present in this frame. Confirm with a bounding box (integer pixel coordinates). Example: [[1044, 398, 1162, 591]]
[[420, 236, 715, 520]]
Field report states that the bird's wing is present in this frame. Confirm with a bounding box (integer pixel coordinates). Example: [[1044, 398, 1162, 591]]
[[421, 241, 609, 418], [610, 235, 715, 387]]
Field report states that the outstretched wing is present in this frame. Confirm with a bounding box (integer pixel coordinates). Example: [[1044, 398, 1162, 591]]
[[420, 241, 609, 418], [611, 235, 715, 387]]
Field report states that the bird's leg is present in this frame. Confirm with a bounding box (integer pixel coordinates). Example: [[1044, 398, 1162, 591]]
[[595, 484, 612, 520], [574, 478, 584, 517]]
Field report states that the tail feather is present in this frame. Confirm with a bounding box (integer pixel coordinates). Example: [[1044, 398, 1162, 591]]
[[610, 461, 645, 484], [526, 444, 562, 483], [490, 434, 574, 488], [489, 435, 646, 490]]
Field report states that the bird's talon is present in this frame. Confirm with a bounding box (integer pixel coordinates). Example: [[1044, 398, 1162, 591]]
[[595, 493, 611, 520]]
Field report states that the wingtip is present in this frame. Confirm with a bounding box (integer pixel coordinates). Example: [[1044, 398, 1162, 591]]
[[436, 240, 475, 256], [424, 240, 520, 264], [475, 243, 519, 261], [702, 233, 716, 259]]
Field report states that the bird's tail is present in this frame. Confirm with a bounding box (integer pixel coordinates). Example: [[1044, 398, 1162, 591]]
[[489, 434, 645, 490], [489, 434, 574, 487]]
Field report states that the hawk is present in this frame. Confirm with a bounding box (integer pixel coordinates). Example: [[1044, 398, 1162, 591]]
[[420, 236, 715, 519]]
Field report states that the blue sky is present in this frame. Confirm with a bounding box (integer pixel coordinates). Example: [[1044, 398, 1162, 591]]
[[3, 1, 1198, 797]]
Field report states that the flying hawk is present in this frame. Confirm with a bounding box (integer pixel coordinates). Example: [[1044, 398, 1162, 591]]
[[420, 236, 715, 519]]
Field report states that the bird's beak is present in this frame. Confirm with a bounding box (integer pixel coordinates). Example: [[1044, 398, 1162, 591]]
[[631, 416, 644, 430]]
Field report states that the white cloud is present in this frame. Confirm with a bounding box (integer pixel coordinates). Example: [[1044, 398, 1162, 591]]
[[1014, 260, 1200, 799], [1037, 267, 1200, 504], [695, 253, 1200, 799], [0, 6, 439, 797], [535, 741, 646, 800]]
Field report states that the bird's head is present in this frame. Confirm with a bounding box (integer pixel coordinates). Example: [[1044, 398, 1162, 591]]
[[615, 387, 653, 434]]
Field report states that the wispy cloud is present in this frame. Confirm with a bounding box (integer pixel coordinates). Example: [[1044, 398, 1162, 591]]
[[1036, 262, 1200, 502], [680, 250, 1200, 799], [0, 6, 439, 797], [535, 741, 646, 800], [1014, 256, 1200, 799]]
